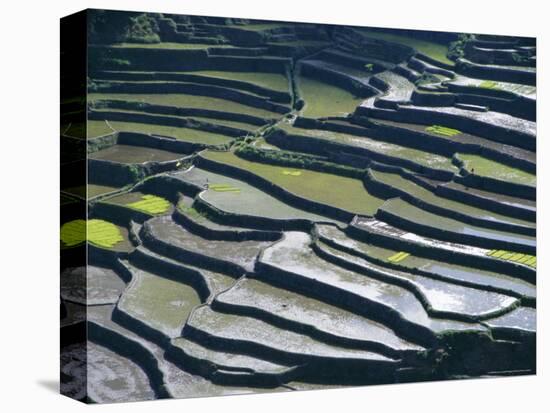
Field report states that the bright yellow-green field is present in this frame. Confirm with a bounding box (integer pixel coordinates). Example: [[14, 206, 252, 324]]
[[60, 220, 86, 247], [60, 219, 124, 248], [425, 125, 461, 137], [203, 150, 384, 215], [127, 194, 171, 214], [486, 249, 536, 268]]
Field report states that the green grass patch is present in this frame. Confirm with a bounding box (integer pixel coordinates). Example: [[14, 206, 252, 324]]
[[88, 219, 124, 248], [60, 219, 124, 248], [282, 170, 302, 176], [89, 119, 233, 145], [358, 29, 454, 66], [88, 184, 120, 198], [486, 249, 536, 268], [127, 194, 171, 214], [60, 220, 86, 247], [203, 150, 384, 215], [426, 125, 462, 137], [457, 153, 536, 186], [89, 92, 280, 119], [209, 183, 241, 193], [191, 70, 290, 93], [87, 120, 115, 138], [487, 249, 507, 258], [479, 80, 499, 89], [297, 75, 363, 119], [387, 251, 410, 263]]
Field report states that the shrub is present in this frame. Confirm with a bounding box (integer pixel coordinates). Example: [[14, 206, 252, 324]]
[[447, 33, 473, 61]]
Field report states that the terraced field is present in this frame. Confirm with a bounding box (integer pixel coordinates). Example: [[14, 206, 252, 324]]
[[61, 10, 536, 404]]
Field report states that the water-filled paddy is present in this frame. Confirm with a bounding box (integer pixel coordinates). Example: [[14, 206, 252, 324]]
[[262, 232, 484, 334], [380, 198, 536, 249], [175, 167, 335, 223], [216, 278, 423, 353], [277, 123, 457, 172], [370, 169, 534, 228], [316, 223, 535, 299], [146, 215, 272, 272], [81, 19, 537, 395], [322, 241, 518, 319], [203, 150, 385, 216], [118, 264, 202, 337], [457, 153, 536, 186], [188, 305, 394, 363], [88, 342, 155, 403], [60, 266, 127, 306]]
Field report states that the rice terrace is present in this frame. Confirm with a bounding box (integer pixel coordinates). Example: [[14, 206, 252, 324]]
[[60, 9, 536, 403]]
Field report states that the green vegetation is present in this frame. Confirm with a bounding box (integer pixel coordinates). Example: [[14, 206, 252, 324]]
[[60, 218, 124, 248], [457, 153, 536, 186], [192, 70, 290, 92], [127, 194, 171, 214], [282, 170, 302, 176], [60, 220, 86, 247], [89, 92, 280, 119], [486, 249, 536, 268], [277, 123, 457, 172], [359, 29, 454, 66], [232, 23, 290, 31], [447, 33, 474, 61], [479, 80, 499, 89], [89, 143, 183, 164], [89, 10, 160, 44], [88, 184, 120, 198], [88, 219, 125, 248], [86, 120, 115, 139], [267, 40, 331, 48], [64, 184, 119, 200], [90, 119, 233, 145], [387, 251, 410, 263], [236, 144, 364, 178], [297, 75, 363, 118], [425, 125, 462, 137], [111, 42, 228, 50], [209, 183, 241, 193], [204, 150, 384, 215]]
